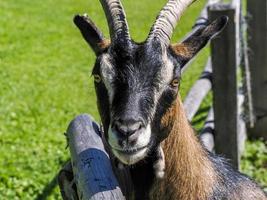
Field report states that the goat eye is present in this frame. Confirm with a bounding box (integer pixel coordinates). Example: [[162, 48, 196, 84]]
[[170, 78, 179, 88], [93, 74, 102, 83]]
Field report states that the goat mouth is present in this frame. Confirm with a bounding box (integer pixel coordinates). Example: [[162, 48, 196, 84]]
[[112, 146, 148, 155], [111, 146, 148, 165], [112, 146, 147, 155]]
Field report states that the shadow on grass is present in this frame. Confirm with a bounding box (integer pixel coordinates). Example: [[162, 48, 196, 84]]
[[192, 105, 210, 126], [35, 175, 58, 200], [192, 115, 207, 126]]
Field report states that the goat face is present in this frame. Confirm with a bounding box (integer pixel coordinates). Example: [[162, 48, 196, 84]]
[[93, 41, 182, 164], [74, 0, 228, 165]]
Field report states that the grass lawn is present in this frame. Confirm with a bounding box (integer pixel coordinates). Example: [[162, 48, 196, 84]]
[[0, 0, 266, 199]]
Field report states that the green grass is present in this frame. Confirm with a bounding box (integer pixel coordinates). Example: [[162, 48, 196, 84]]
[[0, 0, 266, 199]]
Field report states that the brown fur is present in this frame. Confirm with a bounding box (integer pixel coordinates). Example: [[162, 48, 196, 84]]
[[98, 39, 110, 50], [171, 44, 193, 59], [150, 95, 217, 200]]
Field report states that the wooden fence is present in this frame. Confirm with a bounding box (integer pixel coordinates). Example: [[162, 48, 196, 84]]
[[58, 0, 267, 199], [184, 0, 267, 168], [182, 0, 246, 168]]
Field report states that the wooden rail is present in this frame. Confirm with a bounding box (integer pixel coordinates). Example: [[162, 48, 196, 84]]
[[60, 114, 125, 200], [199, 107, 215, 152], [184, 58, 212, 121]]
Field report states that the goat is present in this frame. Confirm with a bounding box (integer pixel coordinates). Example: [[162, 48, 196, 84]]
[[74, 0, 267, 199]]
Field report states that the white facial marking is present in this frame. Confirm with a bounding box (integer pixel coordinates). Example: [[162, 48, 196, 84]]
[[161, 49, 175, 86], [150, 50, 175, 118], [113, 147, 148, 165], [153, 147, 165, 179], [100, 54, 115, 104], [108, 124, 152, 165]]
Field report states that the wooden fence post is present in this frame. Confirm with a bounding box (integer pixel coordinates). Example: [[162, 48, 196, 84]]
[[64, 114, 125, 200], [247, 0, 267, 140], [209, 2, 241, 168]]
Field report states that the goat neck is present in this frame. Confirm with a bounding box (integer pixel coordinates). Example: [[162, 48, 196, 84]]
[[150, 95, 217, 200]]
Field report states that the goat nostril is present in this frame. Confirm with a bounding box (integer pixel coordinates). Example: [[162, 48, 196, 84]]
[[128, 122, 143, 135], [138, 122, 143, 130], [114, 124, 126, 136], [112, 120, 143, 137]]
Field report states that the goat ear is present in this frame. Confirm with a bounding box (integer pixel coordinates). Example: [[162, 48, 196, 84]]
[[73, 14, 110, 55], [171, 16, 228, 67]]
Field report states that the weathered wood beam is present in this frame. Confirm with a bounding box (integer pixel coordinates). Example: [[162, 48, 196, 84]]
[[209, 2, 241, 168], [240, 10, 255, 129], [184, 58, 212, 121], [199, 107, 215, 152], [237, 91, 247, 155], [65, 114, 125, 200], [247, 0, 267, 140]]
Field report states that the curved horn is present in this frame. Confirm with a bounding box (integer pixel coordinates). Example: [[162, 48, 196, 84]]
[[147, 0, 196, 46], [99, 0, 130, 43]]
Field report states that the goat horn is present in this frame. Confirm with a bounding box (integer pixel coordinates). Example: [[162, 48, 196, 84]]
[[147, 0, 196, 46], [99, 0, 130, 43]]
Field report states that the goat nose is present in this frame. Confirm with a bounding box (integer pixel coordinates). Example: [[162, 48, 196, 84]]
[[113, 119, 143, 137]]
